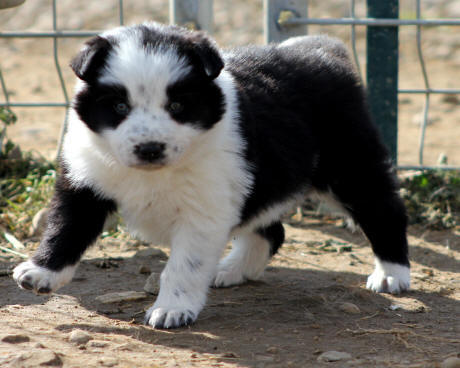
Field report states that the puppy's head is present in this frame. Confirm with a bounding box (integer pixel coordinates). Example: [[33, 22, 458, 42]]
[[70, 23, 225, 169]]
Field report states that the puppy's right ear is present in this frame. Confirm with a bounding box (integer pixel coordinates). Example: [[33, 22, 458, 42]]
[[70, 36, 112, 83]]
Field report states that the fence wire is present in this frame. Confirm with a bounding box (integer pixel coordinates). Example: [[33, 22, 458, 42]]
[[0, 0, 459, 170]]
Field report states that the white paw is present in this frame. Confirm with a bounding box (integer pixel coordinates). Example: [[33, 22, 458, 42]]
[[144, 306, 196, 329], [366, 259, 410, 294], [13, 261, 76, 295], [213, 267, 246, 288]]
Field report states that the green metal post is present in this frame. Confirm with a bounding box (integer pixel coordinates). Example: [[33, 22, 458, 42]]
[[366, 0, 399, 163]]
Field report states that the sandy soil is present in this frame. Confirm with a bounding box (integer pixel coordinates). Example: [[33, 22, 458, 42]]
[[0, 1, 459, 367], [1, 216, 459, 367]]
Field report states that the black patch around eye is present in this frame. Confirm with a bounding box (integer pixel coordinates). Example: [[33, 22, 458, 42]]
[[74, 84, 130, 132], [166, 76, 225, 130]]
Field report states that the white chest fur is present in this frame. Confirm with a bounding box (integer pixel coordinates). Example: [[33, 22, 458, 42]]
[[62, 72, 252, 245]]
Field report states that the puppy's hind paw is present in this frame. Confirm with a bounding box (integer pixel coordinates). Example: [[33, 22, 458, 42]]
[[13, 260, 76, 295], [144, 307, 196, 329], [366, 259, 410, 294], [213, 268, 246, 288]]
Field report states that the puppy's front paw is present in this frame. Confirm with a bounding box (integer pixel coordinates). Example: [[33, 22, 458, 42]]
[[366, 259, 410, 294], [13, 261, 76, 295], [144, 306, 196, 329]]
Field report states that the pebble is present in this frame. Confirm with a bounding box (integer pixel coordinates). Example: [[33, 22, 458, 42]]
[[442, 357, 460, 368], [339, 302, 361, 314], [1, 333, 30, 343], [138, 265, 151, 274], [266, 346, 279, 354], [29, 208, 49, 237], [69, 329, 93, 345], [13, 350, 62, 367], [317, 351, 352, 362], [99, 357, 119, 367], [135, 248, 166, 258], [88, 340, 109, 348], [95, 291, 148, 304], [144, 272, 160, 295]]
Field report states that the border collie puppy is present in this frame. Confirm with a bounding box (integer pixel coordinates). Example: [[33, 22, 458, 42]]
[[13, 23, 410, 329]]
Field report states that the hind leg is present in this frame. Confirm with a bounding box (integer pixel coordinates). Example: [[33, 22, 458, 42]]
[[328, 177, 410, 294], [214, 222, 284, 288]]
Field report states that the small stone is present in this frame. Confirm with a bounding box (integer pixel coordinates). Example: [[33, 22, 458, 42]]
[[1, 334, 30, 343], [442, 94, 459, 105], [69, 329, 92, 345], [29, 208, 49, 237], [441, 357, 460, 368], [339, 302, 361, 314], [266, 346, 279, 354], [138, 265, 151, 274], [135, 248, 166, 258], [95, 291, 147, 304], [88, 340, 109, 348], [99, 357, 118, 367], [144, 272, 160, 295], [13, 350, 62, 367], [220, 352, 239, 358], [317, 351, 352, 362]]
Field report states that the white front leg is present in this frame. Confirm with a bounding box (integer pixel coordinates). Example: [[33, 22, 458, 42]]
[[144, 228, 228, 329]]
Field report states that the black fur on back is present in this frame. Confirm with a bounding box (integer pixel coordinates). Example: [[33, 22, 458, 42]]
[[227, 36, 408, 266]]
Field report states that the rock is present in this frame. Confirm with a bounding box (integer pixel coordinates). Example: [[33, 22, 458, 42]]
[[95, 291, 148, 304], [134, 248, 166, 258], [88, 340, 109, 348], [1, 334, 30, 343], [29, 208, 49, 237], [12, 350, 62, 367], [317, 351, 352, 362], [442, 94, 459, 105], [68, 329, 92, 345], [99, 357, 119, 367], [339, 302, 361, 314], [266, 346, 279, 354], [441, 357, 460, 368], [138, 265, 151, 274], [144, 272, 160, 295]]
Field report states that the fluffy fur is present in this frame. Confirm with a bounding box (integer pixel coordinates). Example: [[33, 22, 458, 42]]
[[13, 23, 410, 329]]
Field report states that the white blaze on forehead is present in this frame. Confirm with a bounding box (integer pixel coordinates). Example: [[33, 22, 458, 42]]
[[99, 34, 191, 107]]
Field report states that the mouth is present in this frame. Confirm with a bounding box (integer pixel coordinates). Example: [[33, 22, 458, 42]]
[[128, 162, 167, 171]]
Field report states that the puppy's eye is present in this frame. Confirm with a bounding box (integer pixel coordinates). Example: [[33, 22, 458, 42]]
[[114, 102, 130, 115], [168, 102, 184, 114]]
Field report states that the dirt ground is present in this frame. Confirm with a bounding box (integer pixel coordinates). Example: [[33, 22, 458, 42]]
[[1, 217, 459, 367], [0, 1, 459, 367]]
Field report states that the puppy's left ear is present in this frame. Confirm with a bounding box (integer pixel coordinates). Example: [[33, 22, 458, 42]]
[[186, 32, 224, 80]]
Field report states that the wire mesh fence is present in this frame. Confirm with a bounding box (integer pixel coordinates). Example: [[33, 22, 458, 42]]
[[0, 0, 459, 169]]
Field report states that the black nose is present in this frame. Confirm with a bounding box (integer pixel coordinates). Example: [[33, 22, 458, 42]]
[[134, 142, 166, 162]]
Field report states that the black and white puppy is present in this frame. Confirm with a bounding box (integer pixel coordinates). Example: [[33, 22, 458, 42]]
[[13, 23, 410, 329]]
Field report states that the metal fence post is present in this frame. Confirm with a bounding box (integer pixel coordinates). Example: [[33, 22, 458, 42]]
[[169, 0, 213, 33], [366, 0, 399, 163], [264, 0, 308, 44]]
